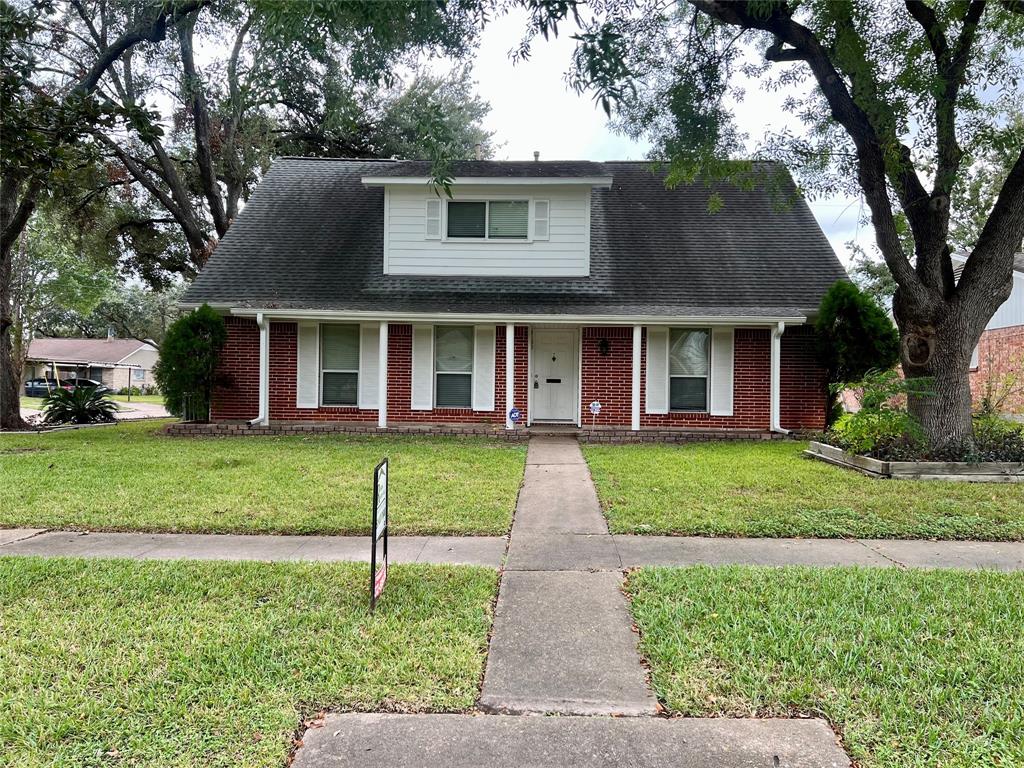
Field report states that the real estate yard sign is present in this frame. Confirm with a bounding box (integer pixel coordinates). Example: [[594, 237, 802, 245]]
[[370, 458, 388, 612]]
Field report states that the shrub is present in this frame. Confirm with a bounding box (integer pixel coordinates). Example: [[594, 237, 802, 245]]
[[826, 370, 927, 459], [118, 386, 142, 396], [42, 386, 118, 425], [153, 305, 227, 421]]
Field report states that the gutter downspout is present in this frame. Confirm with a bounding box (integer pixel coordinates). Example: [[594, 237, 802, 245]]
[[770, 321, 790, 435], [249, 313, 270, 426]]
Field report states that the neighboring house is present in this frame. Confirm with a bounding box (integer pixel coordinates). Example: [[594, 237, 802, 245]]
[[24, 337, 159, 391], [181, 158, 847, 435], [954, 254, 1024, 414]]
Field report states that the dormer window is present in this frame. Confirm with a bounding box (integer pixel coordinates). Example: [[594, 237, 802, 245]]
[[446, 200, 529, 240]]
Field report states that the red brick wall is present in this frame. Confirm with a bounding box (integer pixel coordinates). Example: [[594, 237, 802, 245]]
[[780, 325, 829, 431], [212, 319, 827, 429], [970, 325, 1024, 414], [212, 320, 530, 423]]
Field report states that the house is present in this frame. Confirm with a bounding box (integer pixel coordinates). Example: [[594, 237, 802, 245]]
[[24, 336, 159, 391], [955, 254, 1024, 414], [180, 158, 847, 437]]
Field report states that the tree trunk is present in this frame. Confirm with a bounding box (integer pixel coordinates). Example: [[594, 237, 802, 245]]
[[898, 312, 978, 452], [1, 177, 36, 431]]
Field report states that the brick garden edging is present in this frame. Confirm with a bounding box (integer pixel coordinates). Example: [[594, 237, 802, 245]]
[[805, 440, 1024, 483], [163, 420, 783, 444]]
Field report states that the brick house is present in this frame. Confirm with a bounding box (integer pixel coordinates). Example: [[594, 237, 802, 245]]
[[958, 254, 1024, 414], [24, 337, 158, 391], [181, 159, 846, 437]]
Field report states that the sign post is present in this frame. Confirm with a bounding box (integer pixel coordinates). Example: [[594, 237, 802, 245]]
[[370, 457, 388, 612]]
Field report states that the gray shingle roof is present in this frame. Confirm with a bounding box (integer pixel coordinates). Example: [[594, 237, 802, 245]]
[[27, 337, 154, 365], [183, 158, 848, 318], [952, 254, 1024, 283], [365, 159, 610, 179]]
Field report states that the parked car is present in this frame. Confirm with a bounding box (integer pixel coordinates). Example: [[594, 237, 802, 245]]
[[24, 378, 112, 397]]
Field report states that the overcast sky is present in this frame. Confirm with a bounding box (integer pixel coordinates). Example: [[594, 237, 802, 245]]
[[444, 8, 872, 267]]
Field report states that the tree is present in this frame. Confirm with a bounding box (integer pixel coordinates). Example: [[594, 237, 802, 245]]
[[521, 0, 1024, 450], [35, 281, 184, 345], [1, 0, 208, 430], [816, 280, 900, 385], [153, 304, 225, 420]]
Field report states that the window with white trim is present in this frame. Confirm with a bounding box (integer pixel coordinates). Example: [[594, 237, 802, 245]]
[[669, 328, 710, 411], [434, 325, 473, 407], [446, 200, 529, 240], [320, 324, 359, 406]]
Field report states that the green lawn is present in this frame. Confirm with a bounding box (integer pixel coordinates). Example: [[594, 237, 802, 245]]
[[628, 566, 1024, 768], [19, 396, 41, 410], [0, 420, 525, 535], [1, 556, 496, 768], [584, 440, 1024, 539]]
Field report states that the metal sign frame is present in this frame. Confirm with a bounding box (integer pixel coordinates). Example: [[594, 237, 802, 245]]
[[370, 457, 389, 612]]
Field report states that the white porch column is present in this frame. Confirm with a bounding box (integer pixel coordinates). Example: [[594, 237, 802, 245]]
[[377, 322, 388, 428], [770, 321, 786, 433], [631, 324, 642, 431], [254, 313, 270, 426], [505, 324, 515, 430]]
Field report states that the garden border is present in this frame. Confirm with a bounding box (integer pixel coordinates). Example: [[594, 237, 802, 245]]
[[805, 440, 1024, 483]]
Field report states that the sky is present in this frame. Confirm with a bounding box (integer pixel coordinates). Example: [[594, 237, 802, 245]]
[[439, 8, 874, 267]]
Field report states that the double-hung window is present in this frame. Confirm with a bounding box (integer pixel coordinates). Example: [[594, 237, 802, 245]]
[[447, 200, 529, 240], [434, 325, 473, 408], [669, 328, 710, 411], [320, 324, 359, 406]]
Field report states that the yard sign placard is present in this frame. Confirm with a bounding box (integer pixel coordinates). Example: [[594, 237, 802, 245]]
[[370, 457, 388, 612]]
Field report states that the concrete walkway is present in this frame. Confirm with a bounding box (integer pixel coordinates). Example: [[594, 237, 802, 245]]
[[292, 713, 850, 768], [3, 527, 1022, 571], [479, 436, 656, 716]]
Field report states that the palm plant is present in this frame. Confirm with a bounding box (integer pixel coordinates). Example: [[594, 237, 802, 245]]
[[42, 386, 118, 425]]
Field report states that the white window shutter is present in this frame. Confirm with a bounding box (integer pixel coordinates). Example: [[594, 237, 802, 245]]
[[358, 324, 379, 409], [411, 325, 434, 410], [533, 199, 549, 240], [296, 322, 319, 408], [425, 198, 441, 239], [709, 327, 735, 416], [645, 327, 669, 414], [472, 325, 496, 411]]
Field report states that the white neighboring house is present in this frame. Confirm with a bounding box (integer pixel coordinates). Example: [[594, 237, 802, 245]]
[[24, 337, 159, 391], [953, 254, 1024, 413]]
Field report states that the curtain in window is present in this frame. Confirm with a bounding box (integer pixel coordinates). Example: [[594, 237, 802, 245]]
[[435, 325, 473, 407], [487, 200, 528, 239], [447, 202, 486, 238], [321, 325, 359, 405], [669, 329, 709, 411]]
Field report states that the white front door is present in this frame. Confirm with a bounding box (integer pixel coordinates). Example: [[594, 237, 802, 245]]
[[532, 329, 578, 423]]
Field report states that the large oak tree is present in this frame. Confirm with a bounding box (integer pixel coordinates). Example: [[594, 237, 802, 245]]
[[523, 0, 1024, 450]]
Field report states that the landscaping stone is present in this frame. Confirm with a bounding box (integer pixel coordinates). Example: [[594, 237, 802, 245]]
[[292, 713, 851, 768]]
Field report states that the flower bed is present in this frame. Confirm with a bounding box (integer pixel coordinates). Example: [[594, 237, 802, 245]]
[[805, 440, 1024, 483]]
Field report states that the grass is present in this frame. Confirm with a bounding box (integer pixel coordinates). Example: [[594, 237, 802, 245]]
[[0, 556, 497, 768], [627, 566, 1024, 768], [0, 420, 525, 535], [583, 440, 1024, 539]]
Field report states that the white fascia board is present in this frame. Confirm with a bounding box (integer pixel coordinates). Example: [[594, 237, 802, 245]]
[[228, 307, 806, 327], [361, 176, 614, 188]]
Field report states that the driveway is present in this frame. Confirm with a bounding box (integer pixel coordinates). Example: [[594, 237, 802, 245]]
[[19, 400, 170, 426]]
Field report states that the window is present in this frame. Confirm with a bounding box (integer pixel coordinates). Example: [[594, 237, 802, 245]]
[[669, 328, 709, 411], [321, 324, 359, 406], [435, 325, 473, 407], [446, 200, 529, 240]]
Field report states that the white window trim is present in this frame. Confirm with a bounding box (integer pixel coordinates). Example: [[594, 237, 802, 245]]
[[434, 324, 475, 409], [319, 323, 360, 408], [668, 327, 711, 413], [442, 196, 533, 243]]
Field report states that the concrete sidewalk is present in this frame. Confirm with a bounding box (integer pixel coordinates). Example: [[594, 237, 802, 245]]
[[2, 527, 1022, 570], [480, 436, 657, 716], [292, 713, 851, 768]]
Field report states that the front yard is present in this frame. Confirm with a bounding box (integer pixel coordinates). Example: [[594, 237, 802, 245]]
[[628, 566, 1024, 768], [0, 557, 497, 768], [584, 440, 1024, 540], [0, 421, 525, 535]]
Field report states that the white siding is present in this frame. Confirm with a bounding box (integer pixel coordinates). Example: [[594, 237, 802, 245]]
[[383, 184, 591, 277], [988, 270, 1024, 330]]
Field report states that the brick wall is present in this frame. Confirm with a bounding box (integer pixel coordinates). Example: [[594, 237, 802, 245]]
[[970, 325, 1024, 414], [779, 324, 829, 431], [211, 318, 827, 429], [212, 320, 530, 424]]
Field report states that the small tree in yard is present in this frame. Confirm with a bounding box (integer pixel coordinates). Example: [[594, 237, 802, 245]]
[[154, 305, 226, 422], [817, 281, 901, 379]]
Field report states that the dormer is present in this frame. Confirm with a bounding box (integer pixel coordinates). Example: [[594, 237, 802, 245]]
[[362, 161, 612, 277]]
